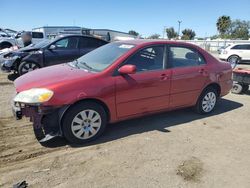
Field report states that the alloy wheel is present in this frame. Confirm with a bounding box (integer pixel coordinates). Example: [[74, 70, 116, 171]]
[[202, 92, 216, 112], [71, 109, 102, 140], [228, 56, 239, 69], [21, 62, 39, 74]]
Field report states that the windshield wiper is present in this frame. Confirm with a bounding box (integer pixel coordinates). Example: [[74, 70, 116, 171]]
[[74, 59, 80, 69], [81, 62, 93, 70]]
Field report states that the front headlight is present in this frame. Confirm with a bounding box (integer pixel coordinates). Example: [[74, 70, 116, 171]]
[[31, 50, 43, 54], [14, 88, 53, 104]]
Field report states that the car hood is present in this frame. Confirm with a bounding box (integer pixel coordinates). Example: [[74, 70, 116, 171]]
[[14, 63, 95, 92], [3, 48, 38, 58]]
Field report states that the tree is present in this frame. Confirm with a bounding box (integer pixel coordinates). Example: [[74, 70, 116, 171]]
[[216, 15, 231, 37], [230, 19, 250, 39], [166, 27, 178, 39], [181, 29, 196, 40], [147, 34, 161, 39], [128, 30, 139, 36]]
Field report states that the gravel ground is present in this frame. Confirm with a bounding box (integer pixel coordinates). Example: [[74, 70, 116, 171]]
[[0, 62, 250, 188]]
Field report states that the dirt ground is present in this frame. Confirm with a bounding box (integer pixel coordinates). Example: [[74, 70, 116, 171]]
[[0, 64, 250, 188]]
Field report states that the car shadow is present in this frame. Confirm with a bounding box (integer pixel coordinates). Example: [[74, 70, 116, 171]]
[[42, 98, 243, 148]]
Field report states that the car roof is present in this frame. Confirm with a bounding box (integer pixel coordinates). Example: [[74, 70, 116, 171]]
[[56, 34, 108, 42], [115, 39, 197, 47]]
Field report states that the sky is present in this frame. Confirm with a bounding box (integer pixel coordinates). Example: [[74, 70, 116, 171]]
[[1, 0, 250, 38]]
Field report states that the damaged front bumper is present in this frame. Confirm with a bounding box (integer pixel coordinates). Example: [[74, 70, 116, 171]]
[[0, 56, 19, 72], [12, 101, 68, 142]]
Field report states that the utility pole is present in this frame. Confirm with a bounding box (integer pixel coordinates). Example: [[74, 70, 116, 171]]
[[178, 20, 182, 39], [163, 26, 167, 39]]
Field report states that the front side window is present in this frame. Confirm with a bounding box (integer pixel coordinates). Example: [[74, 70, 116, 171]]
[[54, 37, 78, 49], [124, 46, 164, 72], [168, 46, 205, 68]]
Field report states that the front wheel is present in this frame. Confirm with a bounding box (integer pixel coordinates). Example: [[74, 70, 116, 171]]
[[227, 55, 240, 69], [195, 87, 218, 114], [62, 102, 107, 144], [18, 61, 40, 75]]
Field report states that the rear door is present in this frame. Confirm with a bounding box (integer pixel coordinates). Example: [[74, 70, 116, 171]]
[[44, 36, 80, 66], [79, 37, 108, 56], [168, 45, 209, 107]]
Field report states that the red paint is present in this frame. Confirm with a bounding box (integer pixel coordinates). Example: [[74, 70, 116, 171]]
[[14, 40, 232, 123]]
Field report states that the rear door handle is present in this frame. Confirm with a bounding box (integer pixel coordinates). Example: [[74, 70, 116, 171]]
[[199, 68, 208, 76], [160, 74, 169, 80], [199, 69, 205, 73]]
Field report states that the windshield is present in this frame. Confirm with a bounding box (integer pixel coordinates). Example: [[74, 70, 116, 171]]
[[20, 39, 51, 50], [76, 43, 135, 72], [33, 40, 51, 48]]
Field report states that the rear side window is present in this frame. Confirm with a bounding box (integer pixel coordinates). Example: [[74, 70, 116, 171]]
[[79, 37, 107, 48], [231, 45, 250, 50], [32, 32, 44, 38], [168, 46, 206, 68]]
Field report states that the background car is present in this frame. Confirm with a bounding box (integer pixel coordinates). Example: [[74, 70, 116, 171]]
[[12, 40, 232, 145], [0, 28, 46, 50], [219, 43, 250, 68], [1, 34, 108, 75]]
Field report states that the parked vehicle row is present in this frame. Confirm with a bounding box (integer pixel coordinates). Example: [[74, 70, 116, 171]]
[[12, 40, 232, 144], [0, 28, 46, 49], [0, 35, 108, 75]]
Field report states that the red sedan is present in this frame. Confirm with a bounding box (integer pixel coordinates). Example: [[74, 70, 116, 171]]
[[13, 40, 232, 144]]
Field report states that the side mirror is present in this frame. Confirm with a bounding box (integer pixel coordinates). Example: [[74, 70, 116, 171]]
[[118, 64, 136, 75], [49, 44, 56, 50]]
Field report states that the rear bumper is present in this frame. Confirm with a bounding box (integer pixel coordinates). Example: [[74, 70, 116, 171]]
[[220, 79, 233, 96]]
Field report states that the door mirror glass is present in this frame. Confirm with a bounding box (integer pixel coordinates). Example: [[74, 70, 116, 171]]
[[118, 64, 136, 74], [49, 44, 56, 50]]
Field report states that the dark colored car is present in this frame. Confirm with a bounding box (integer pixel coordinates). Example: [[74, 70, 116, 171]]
[[0, 35, 108, 75], [13, 40, 232, 145]]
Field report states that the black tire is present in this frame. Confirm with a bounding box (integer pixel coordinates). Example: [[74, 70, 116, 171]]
[[0, 42, 12, 50], [227, 55, 240, 69], [242, 84, 249, 93], [18, 61, 40, 75], [195, 87, 218, 114], [62, 101, 107, 144], [33, 126, 45, 141], [231, 83, 243, 94]]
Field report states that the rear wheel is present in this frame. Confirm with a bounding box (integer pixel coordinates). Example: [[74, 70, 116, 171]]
[[62, 101, 107, 144], [0, 42, 12, 50], [18, 61, 40, 75], [242, 84, 249, 93], [195, 87, 218, 114], [231, 83, 243, 94]]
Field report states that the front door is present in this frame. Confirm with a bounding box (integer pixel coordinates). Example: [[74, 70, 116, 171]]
[[115, 45, 171, 118], [44, 37, 80, 66]]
